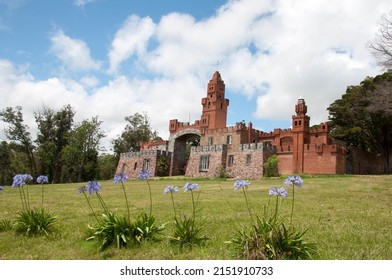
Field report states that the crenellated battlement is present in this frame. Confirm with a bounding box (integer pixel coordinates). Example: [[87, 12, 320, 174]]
[[120, 150, 169, 158]]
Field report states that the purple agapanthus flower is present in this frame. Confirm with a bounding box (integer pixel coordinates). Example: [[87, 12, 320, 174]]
[[233, 179, 251, 191], [12, 174, 33, 187], [85, 180, 101, 194], [37, 175, 49, 184], [269, 186, 288, 197], [284, 175, 303, 188], [164, 185, 179, 194], [0, 186, 3, 190], [113, 173, 128, 183], [183, 182, 199, 192], [138, 169, 152, 180]]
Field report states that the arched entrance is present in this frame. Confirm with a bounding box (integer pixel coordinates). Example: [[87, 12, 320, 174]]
[[168, 128, 201, 176]]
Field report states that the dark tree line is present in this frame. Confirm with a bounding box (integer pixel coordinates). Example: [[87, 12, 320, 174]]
[[0, 106, 159, 185]]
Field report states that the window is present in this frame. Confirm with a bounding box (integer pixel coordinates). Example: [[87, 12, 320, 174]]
[[226, 135, 232, 145], [143, 159, 150, 171], [228, 155, 234, 166], [133, 162, 137, 170], [208, 137, 213, 145], [246, 154, 252, 165], [121, 163, 126, 173], [199, 155, 210, 171]]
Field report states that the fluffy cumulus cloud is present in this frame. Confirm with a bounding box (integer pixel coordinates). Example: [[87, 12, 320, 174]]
[[1, 0, 392, 150], [50, 29, 101, 72], [108, 15, 156, 73]]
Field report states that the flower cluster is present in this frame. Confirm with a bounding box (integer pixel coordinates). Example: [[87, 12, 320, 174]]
[[85, 180, 101, 194], [0, 186, 3, 191], [234, 179, 251, 191], [183, 182, 199, 192], [113, 173, 128, 184], [164, 185, 179, 194], [284, 175, 303, 188], [37, 175, 49, 184], [268, 186, 288, 197], [12, 174, 33, 187], [138, 170, 152, 180]]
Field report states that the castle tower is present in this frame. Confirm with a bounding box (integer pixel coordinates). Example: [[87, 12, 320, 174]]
[[292, 98, 310, 174], [200, 71, 229, 130]]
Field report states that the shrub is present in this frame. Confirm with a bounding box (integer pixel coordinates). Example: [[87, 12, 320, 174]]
[[263, 155, 279, 177]]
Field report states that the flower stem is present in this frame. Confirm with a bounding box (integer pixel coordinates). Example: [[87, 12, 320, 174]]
[[146, 180, 152, 216], [41, 184, 44, 207], [274, 195, 279, 222], [190, 190, 196, 221], [82, 191, 99, 222], [96, 192, 110, 216], [242, 187, 254, 224], [290, 184, 295, 224], [18, 187, 26, 210], [170, 191, 177, 219], [121, 182, 131, 222]]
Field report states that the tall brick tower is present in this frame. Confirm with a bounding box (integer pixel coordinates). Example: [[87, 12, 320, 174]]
[[292, 98, 310, 174], [200, 71, 229, 130]]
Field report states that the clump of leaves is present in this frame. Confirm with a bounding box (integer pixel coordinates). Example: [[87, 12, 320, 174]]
[[87, 211, 135, 250], [0, 219, 13, 232], [14, 208, 57, 236], [134, 212, 165, 242], [231, 215, 317, 260]]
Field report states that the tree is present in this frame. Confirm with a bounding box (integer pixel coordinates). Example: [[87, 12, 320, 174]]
[[0, 106, 37, 176], [112, 112, 161, 158], [328, 71, 392, 173], [35, 104, 75, 183], [97, 154, 117, 180], [62, 116, 105, 182], [0, 141, 12, 185], [368, 11, 392, 70]]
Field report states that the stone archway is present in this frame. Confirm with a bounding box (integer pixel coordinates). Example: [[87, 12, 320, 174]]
[[168, 128, 201, 176]]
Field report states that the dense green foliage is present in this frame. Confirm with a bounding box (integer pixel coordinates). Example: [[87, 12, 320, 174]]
[[263, 155, 279, 177], [328, 70, 392, 173]]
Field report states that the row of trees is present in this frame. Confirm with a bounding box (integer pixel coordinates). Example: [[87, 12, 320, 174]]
[[0, 105, 159, 185]]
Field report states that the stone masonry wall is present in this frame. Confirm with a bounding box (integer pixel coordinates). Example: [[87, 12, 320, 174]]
[[185, 145, 227, 177], [116, 150, 170, 178], [226, 142, 275, 179]]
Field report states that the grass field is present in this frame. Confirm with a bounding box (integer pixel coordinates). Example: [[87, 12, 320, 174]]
[[0, 175, 391, 260]]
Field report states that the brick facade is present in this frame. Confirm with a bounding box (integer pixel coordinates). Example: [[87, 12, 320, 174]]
[[116, 70, 382, 179]]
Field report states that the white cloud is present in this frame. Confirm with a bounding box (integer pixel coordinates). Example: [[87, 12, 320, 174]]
[[108, 15, 156, 73], [73, 0, 95, 8], [50, 29, 101, 72]]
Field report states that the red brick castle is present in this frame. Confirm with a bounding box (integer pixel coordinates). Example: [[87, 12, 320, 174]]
[[116, 71, 374, 178]]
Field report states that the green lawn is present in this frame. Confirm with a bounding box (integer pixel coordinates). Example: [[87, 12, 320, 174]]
[[0, 175, 391, 260]]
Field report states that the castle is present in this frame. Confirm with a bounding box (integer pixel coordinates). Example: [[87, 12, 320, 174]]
[[116, 71, 379, 179]]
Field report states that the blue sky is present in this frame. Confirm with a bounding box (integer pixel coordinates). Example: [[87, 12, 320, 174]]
[[1, 0, 391, 151]]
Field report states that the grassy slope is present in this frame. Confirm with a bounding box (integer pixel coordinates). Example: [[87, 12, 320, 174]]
[[0, 175, 391, 260]]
